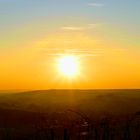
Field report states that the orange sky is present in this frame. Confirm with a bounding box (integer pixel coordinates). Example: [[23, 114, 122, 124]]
[[0, 0, 140, 90], [0, 30, 140, 90]]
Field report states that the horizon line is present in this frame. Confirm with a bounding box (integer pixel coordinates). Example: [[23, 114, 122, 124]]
[[0, 88, 140, 93]]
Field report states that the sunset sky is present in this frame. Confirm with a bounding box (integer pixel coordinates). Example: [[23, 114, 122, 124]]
[[0, 0, 140, 90]]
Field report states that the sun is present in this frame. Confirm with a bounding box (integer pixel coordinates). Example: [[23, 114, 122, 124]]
[[57, 55, 80, 79]]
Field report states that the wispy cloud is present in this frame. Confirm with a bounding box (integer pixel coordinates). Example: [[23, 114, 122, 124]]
[[61, 23, 101, 31], [61, 26, 84, 31], [88, 23, 101, 28], [88, 3, 104, 7], [39, 48, 103, 57]]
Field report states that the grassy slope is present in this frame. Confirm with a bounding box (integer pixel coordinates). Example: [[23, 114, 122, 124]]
[[0, 89, 140, 117]]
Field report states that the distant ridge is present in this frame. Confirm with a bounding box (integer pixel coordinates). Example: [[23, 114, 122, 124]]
[[17, 88, 140, 94], [1, 89, 140, 95]]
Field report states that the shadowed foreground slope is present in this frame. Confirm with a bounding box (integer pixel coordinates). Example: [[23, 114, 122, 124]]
[[0, 89, 139, 140]]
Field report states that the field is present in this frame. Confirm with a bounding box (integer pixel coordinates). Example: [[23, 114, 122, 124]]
[[0, 89, 140, 140]]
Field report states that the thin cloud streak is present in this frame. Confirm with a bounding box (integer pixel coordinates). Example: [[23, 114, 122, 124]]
[[61, 26, 84, 31], [61, 23, 101, 31], [88, 3, 104, 7], [46, 53, 98, 57], [39, 48, 104, 57], [88, 23, 102, 29]]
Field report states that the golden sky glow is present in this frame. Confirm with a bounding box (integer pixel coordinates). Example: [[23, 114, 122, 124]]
[[0, 1, 140, 90], [0, 30, 140, 90]]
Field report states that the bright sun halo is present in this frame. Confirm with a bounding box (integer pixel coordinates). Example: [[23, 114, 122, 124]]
[[57, 55, 80, 79]]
